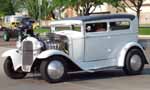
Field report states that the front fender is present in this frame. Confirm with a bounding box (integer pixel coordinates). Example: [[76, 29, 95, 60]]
[[37, 49, 71, 60], [117, 42, 148, 67], [2, 49, 22, 71]]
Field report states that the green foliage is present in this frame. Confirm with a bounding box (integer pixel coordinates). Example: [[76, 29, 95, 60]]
[[34, 28, 49, 33], [74, 0, 103, 15], [0, 0, 15, 16], [13, 0, 26, 12], [15, 0, 123, 20], [51, 0, 122, 16], [105, 0, 125, 12], [23, 0, 39, 20], [41, 0, 53, 20], [22, 0, 52, 20], [123, 0, 145, 23]]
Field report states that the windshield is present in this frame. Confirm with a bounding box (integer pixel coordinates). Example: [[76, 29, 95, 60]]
[[15, 17, 26, 22], [51, 24, 81, 32]]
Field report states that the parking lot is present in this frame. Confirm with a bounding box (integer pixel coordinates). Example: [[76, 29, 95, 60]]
[[1, 38, 150, 90]]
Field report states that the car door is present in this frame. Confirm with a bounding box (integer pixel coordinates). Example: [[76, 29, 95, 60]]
[[84, 22, 110, 61], [108, 19, 134, 59]]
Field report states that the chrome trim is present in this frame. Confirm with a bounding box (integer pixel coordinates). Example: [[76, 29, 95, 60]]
[[47, 60, 64, 80], [130, 55, 142, 71]]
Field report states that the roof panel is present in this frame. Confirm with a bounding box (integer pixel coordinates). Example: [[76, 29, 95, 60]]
[[63, 14, 135, 22]]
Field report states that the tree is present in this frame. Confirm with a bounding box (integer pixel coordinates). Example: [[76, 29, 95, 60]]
[[41, 0, 53, 20], [22, 0, 39, 20], [18, 0, 123, 20], [50, 0, 70, 19], [105, 0, 125, 12], [0, 0, 15, 16], [22, 0, 53, 20], [70, 0, 104, 15], [53, 0, 102, 15], [123, 0, 144, 21], [53, 0, 120, 15], [13, 0, 26, 13], [51, 0, 122, 16]]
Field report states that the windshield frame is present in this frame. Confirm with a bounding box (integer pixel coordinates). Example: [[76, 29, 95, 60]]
[[50, 20, 84, 33], [51, 24, 82, 32]]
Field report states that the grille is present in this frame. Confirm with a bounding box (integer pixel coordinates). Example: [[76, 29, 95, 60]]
[[22, 41, 33, 71]]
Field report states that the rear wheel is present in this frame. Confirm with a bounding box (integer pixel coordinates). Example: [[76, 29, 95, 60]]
[[4, 57, 27, 79], [40, 56, 67, 83], [3, 31, 10, 41], [123, 49, 145, 75]]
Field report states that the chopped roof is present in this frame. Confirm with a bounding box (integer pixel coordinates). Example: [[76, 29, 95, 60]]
[[63, 14, 135, 22]]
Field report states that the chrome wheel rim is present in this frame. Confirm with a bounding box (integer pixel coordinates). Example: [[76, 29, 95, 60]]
[[130, 55, 142, 71], [47, 60, 64, 80], [4, 34, 7, 40]]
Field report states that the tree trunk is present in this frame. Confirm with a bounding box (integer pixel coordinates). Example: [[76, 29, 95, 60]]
[[137, 9, 140, 27]]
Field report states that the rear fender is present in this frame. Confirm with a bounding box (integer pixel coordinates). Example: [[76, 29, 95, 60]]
[[117, 42, 148, 67], [2, 49, 22, 71]]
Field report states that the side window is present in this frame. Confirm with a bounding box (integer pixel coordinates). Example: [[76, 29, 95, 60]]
[[110, 21, 130, 31], [86, 22, 107, 32]]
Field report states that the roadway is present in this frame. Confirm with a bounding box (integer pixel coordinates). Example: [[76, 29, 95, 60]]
[[0, 38, 150, 90]]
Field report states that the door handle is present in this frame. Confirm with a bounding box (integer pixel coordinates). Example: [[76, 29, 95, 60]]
[[108, 49, 112, 52]]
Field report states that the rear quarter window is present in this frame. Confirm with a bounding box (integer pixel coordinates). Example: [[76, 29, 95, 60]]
[[110, 21, 130, 31]]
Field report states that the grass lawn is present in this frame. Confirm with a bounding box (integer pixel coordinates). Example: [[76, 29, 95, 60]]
[[139, 27, 150, 35], [34, 28, 49, 33], [34, 27, 150, 35]]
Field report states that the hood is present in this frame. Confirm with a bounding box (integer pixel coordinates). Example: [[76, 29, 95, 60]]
[[54, 30, 84, 39]]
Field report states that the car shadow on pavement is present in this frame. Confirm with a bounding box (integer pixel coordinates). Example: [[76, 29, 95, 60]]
[[142, 67, 150, 75], [68, 67, 150, 82], [67, 69, 128, 82], [24, 69, 143, 82]]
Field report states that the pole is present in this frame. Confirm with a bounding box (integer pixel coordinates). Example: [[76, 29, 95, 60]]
[[38, 0, 42, 27]]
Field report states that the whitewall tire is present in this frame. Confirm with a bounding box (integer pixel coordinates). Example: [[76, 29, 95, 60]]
[[123, 48, 144, 75], [40, 56, 67, 83]]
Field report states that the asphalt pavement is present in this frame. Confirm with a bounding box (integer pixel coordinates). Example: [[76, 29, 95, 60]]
[[1, 39, 150, 90]]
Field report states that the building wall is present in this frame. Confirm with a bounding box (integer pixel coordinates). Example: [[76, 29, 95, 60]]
[[99, 0, 150, 25], [62, 0, 150, 25], [140, 12, 150, 25], [63, 7, 77, 18]]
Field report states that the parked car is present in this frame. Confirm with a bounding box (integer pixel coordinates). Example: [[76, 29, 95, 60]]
[[1, 15, 39, 41], [2, 14, 149, 83], [21, 17, 39, 29], [1, 15, 26, 41]]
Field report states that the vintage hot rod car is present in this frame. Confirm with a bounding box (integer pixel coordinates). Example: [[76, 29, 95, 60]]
[[1, 16, 39, 41], [2, 14, 149, 83]]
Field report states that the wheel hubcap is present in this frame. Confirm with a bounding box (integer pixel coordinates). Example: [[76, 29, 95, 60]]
[[47, 60, 64, 80], [4, 34, 7, 40], [130, 55, 142, 71]]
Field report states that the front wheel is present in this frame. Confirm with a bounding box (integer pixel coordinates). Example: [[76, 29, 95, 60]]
[[4, 57, 27, 79], [3, 31, 10, 41], [40, 56, 67, 83], [123, 49, 145, 75]]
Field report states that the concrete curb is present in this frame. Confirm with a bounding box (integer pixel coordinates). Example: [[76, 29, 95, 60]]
[[138, 35, 150, 39]]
